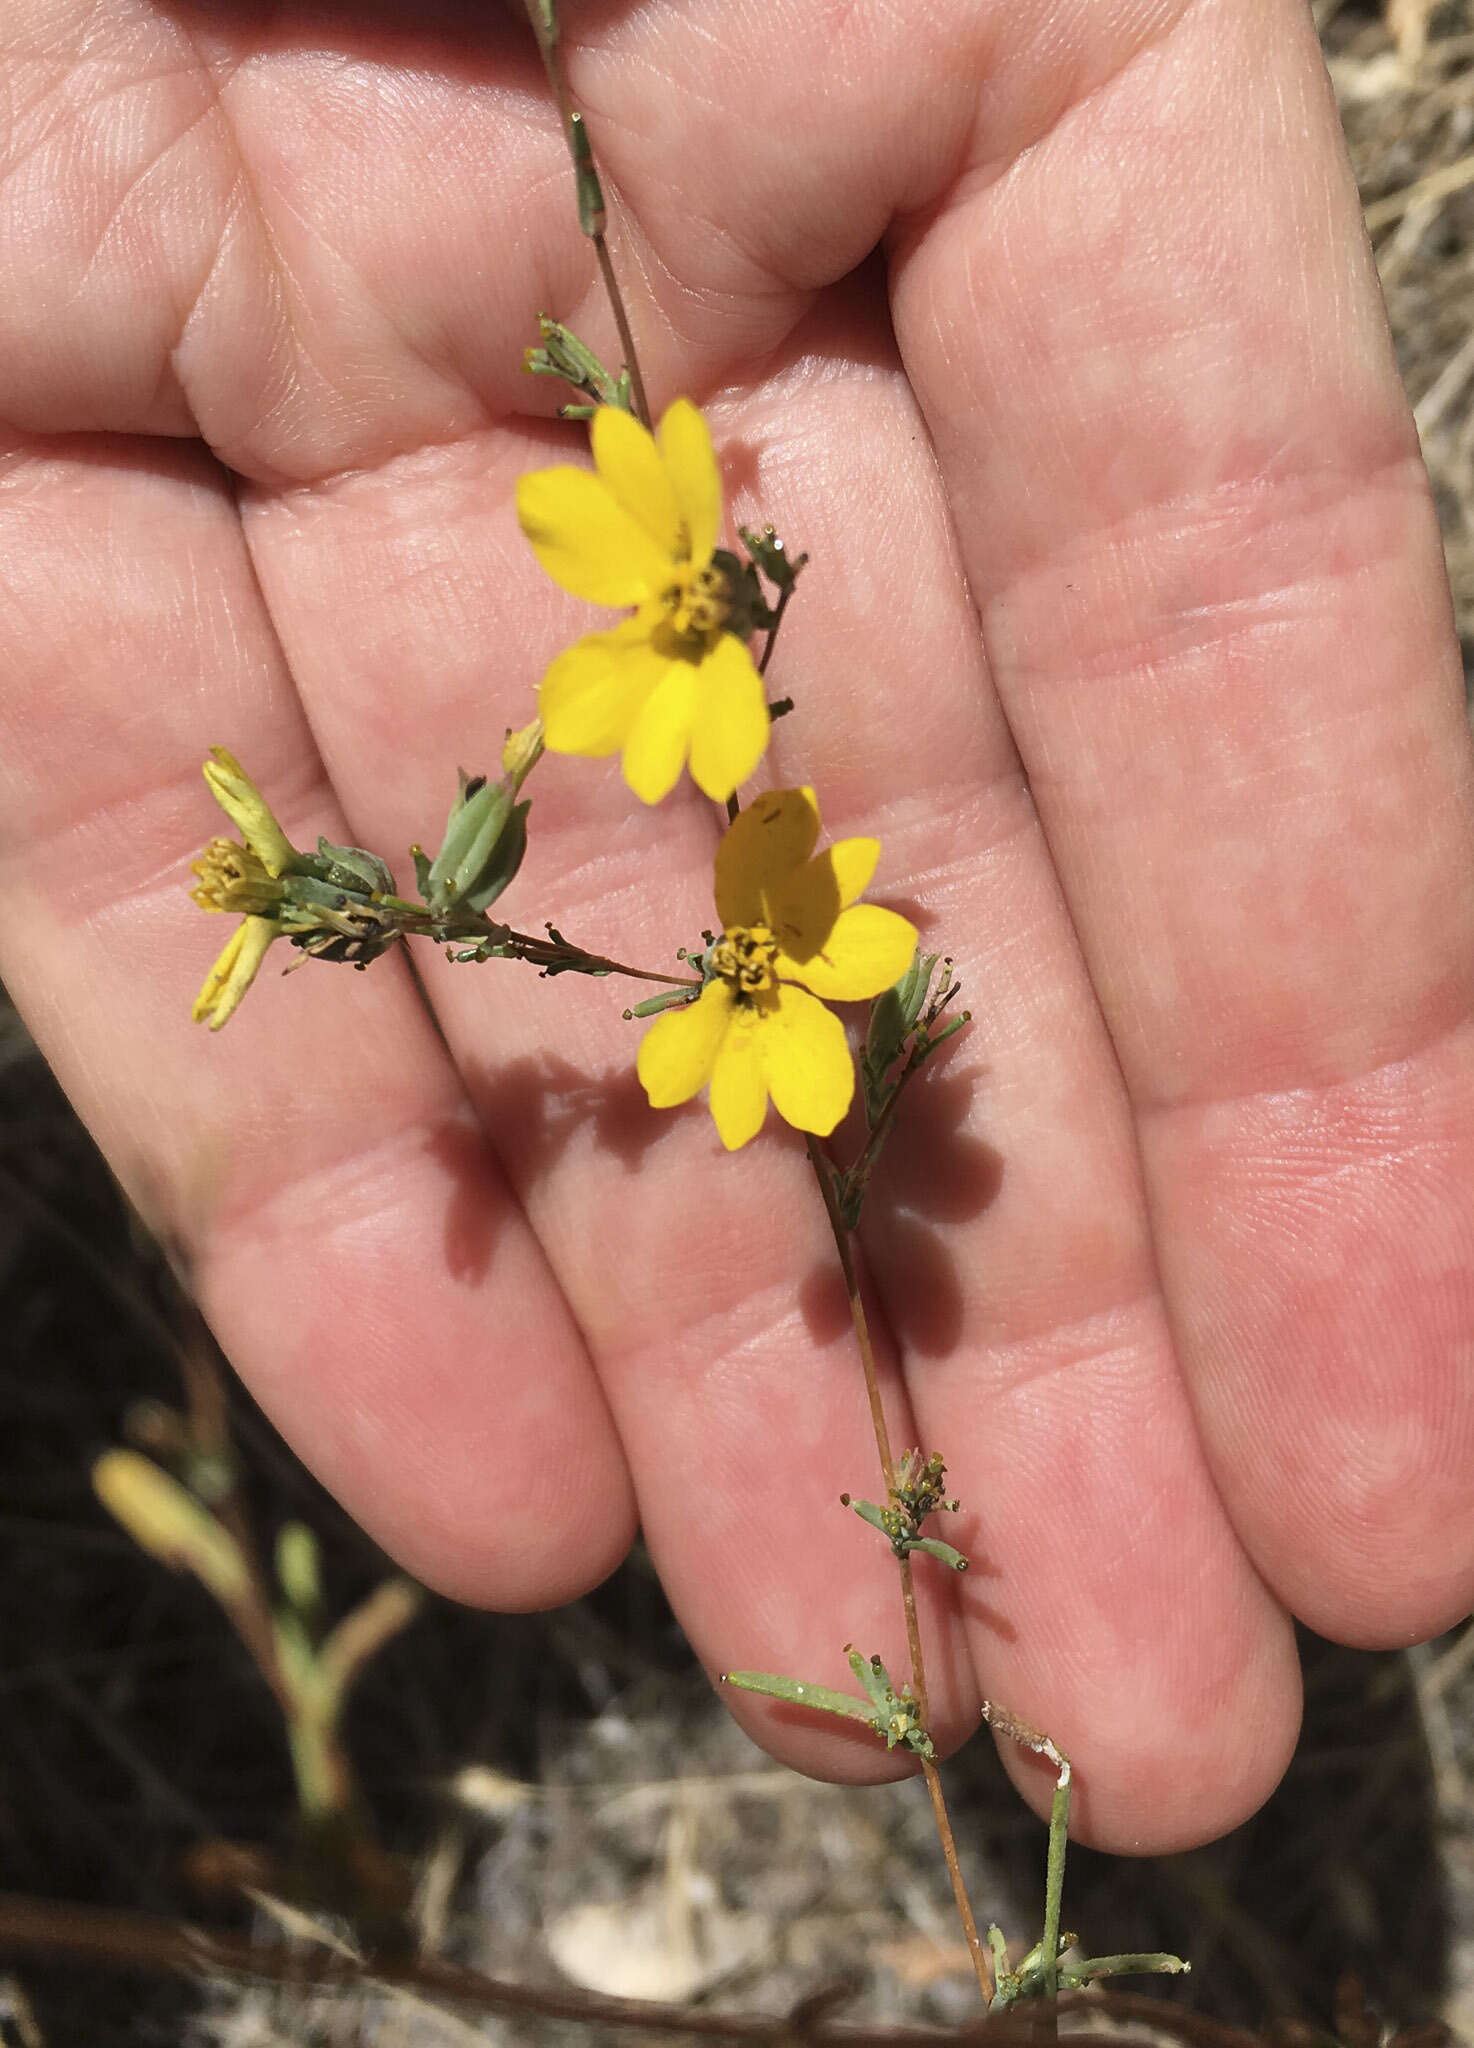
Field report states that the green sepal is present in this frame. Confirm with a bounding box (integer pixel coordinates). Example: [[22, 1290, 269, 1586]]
[[722, 1670, 875, 1726], [309, 839, 397, 897], [426, 773, 508, 909], [411, 844, 434, 900], [423, 775, 528, 916], [463, 798, 529, 913]]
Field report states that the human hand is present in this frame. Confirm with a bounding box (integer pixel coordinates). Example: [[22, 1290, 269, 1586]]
[[3, 0, 1472, 1856]]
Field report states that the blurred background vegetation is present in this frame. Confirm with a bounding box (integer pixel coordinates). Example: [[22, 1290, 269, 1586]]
[[5, 1, 1474, 2040]]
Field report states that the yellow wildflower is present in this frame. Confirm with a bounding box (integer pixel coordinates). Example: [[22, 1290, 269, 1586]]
[[189, 749, 294, 1030], [517, 401, 769, 804], [637, 789, 918, 1149]]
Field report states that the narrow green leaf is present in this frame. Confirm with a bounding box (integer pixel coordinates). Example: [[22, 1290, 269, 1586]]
[[723, 1670, 875, 1725], [1062, 1953, 1189, 1986], [843, 1496, 889, 1538]]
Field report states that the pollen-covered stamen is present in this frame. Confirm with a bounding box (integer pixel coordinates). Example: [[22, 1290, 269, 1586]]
[[190, 838, 285, 917], [663, 562, 732, 641], [711, 922, 779, 1000]]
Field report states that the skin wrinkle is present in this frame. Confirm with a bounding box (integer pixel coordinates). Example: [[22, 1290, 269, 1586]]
[[203, 1098, 484, 1247], [983, 452, 1435, 680], [5, 14, 230, 431], [69, 90, 217, 299], [1140, 1007, 1474, 1127], [908, 1287, 1165, 1403]]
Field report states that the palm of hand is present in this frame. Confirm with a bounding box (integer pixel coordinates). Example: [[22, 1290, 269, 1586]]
[[4, 0, 1473, 1854]]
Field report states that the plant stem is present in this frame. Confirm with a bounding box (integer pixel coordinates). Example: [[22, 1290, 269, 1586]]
[[501, 927, 698, 987], [593, 234, 652, 429], [804, 1137, 993, 2004], [523, 0, 651, 427], [758, 581, 797, 679], [408, 907, 697, 989]]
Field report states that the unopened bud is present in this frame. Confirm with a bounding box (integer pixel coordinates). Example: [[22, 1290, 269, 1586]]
[[425, 770, 530, 915], [502, 717, 544, 789]]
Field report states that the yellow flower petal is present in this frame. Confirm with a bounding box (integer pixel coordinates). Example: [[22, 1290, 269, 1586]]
[[778, 904, 919, 1003], [517, 466, 670, 605], [637, 980, 735, 1107], [192, 915, 276, 1031], [540, 622, 667, 757], [714, 787, 821, 929], [761, 983, 854, 1136], [709, 1006, 768, 1149], [591, 404, 682, 557], [623, 661, 698, 804], [687, 633, 770, 804], [767, 837, 882, 960], [203, 749, 295, 878], [828, 837, 879, 908], [655, 398, 721, 569], [767, 851, 843, 964]]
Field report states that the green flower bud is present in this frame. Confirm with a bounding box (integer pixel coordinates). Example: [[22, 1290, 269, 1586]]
[[425, 771, 527, 914]]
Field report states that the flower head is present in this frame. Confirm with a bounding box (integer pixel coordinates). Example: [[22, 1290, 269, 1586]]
[[517, 400, 769, 804], [637, 789, 918, 1149], [189, 749, 299, 1030]]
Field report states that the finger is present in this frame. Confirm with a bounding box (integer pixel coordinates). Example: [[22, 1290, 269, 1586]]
[[889, 0, 1474, 1641], [0, 430, 634, 1604]]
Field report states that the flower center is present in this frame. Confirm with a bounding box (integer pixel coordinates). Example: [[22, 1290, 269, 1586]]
[[191, 838, 284, 917], [711, 922, 779, 1001], [662, 562, 732, 642]]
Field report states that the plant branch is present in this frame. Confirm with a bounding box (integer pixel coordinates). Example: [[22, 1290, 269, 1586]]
[[523, 0, 651, 426], [0, 1892, 1261, 2048], [758, 581, 798, 679]]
